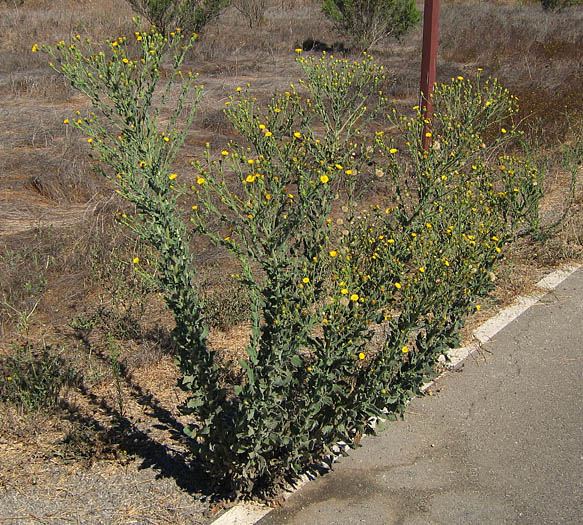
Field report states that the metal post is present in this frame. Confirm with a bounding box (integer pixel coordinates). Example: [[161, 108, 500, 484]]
[[419, 0, 440, 151]]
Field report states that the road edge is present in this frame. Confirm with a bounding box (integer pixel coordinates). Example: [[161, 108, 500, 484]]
[[211, 263, 582, 525]]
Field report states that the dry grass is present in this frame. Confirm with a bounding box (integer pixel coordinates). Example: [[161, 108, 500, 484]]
[[0, 0, 582, 510]]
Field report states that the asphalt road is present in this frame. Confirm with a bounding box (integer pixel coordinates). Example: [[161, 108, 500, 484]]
[[258, 269, 583, 525]]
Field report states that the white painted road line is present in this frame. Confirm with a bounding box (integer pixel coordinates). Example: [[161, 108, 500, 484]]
[[211, 503, 271, 524], [474, 264, 580, 344]]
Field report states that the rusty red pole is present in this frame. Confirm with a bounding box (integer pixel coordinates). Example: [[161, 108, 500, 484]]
[[419, 0, 440, 151]]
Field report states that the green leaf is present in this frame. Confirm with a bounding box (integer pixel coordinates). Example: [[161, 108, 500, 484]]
[[290, 354, 303, 367]]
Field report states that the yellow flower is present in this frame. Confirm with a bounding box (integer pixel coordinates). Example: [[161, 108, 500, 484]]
[[345, 169, 353, 175], [87, 138, 93, 143], [132, 257, 140, 264], [457, 75, 464, 80], [501, 128, 507, 134], [196, 177, 206, 185], [245, 174, 256, 183], [320, 174, 329, 184], [394, 282, 402, 289], [294, 132, 301, 139], [341, 288, 349, 295], [335, 164, 343, 170], [265, 131, 273, 137], [63, 119, 69, 124], [329, 250, 337, 257], [265, 194, 271, 200], [236, 87, 242, 92], [358, 352, 365, 360], [169, 173, 178, 180], [401, 345, 409, 353], [419, 267, 425, 273], [163, 136, 170, 142], [350, 294, 359, 302], [425, 132, 432, 138], [302, 277, 310, 284], [192, 205, 198, 210], [122, 58, 129, 64], [476, 304, 482, 311], [32, 44, 39, 53], [221, 150, 229, 156]]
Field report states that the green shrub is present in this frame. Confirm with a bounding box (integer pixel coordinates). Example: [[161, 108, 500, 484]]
[[42, 29, 544, 496], [126, 0, 231, 36], [322, 0, 420, 50], [0, 345, 79, 412]]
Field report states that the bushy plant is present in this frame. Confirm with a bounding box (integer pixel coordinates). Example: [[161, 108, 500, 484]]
[[39, 28, 224, 438], [41, 29, 543, 496], [0, 344, 79, 412], [322, 0, 420, 50], [126, 0, 231, 36]]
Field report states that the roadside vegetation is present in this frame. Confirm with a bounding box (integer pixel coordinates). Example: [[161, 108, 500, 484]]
[[0, 0, 582, 513]]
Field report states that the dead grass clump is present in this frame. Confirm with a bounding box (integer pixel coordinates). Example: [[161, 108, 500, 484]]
[[440, 1, 583, 64], [0, 71, 73, 100]]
